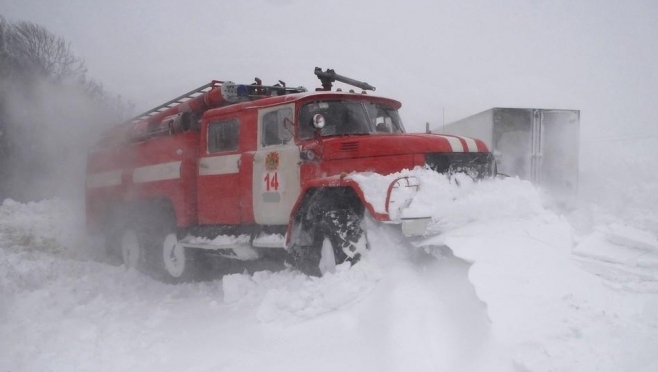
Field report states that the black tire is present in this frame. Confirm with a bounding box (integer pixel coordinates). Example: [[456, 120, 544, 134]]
[[290, 209, 367, 277]]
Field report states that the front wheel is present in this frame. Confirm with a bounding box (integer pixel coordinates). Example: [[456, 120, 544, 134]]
[[318, 237, 338, 276], [291, 210, 367, 277]]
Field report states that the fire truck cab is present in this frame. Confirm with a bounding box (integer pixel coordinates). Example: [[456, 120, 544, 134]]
[[86, 68, 494, 280]]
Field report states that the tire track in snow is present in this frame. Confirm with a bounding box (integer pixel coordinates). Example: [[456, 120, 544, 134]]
[[358, 222, 514, 372]]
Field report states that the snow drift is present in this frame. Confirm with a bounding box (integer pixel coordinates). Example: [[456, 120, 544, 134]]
[[1, 174, 658, 372]]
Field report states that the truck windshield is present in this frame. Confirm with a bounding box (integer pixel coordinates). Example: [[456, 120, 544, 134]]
[[298, 100, 404, 139]]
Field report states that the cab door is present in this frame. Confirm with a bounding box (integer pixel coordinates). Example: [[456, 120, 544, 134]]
[[197, 116, 242, 224], [252, 103, 301, 225]]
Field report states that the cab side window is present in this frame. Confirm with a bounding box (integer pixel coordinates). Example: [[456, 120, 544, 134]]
[[261, 107, 293, 147], [208, 119, 239, 153]]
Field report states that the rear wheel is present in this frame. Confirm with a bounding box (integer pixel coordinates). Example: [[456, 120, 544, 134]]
[[161, 232, 192, 281], [109, 201, 199, 282]]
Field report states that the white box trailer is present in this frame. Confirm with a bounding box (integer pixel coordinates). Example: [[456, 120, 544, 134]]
[[434, 108, 580, 199]]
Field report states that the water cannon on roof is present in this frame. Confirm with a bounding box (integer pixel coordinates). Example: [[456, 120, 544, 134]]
[[314, 67, 376, 92]]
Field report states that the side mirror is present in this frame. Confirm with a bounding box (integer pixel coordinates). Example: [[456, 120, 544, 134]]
[[312, 113, 326, 129]]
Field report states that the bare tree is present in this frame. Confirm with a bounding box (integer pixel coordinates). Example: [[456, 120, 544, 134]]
[[4, 20, 86, 82], [0, 19, 135, 200], [0, 17, 11, 79]]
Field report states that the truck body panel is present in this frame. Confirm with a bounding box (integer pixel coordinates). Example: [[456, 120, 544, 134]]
[[437, 107, 580, 198]]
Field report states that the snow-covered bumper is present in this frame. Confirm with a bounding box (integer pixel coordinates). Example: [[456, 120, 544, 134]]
[[385, 176, 433, 236], [348, 169, 436, 236]]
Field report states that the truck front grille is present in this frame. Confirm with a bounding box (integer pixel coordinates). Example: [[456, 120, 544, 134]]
[[340, 142, 359, 152], [425, 152, 495, 179]]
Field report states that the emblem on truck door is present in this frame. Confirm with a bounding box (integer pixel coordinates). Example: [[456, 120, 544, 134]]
[[265, 151, 279, 171]]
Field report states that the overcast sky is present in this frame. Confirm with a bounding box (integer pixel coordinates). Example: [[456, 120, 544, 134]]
[[3, 0, 657, 138]]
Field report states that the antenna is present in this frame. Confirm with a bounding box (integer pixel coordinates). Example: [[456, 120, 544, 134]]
[[442, 108, 446, 134]]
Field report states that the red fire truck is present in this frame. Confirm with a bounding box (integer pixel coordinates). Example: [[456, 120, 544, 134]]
[[86, 68, 494, 280]]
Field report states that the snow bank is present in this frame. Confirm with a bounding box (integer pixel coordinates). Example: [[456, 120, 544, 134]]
[[413, 177, 658, 372], [573, 227, 658, 293], [2, 173, 658, 372], [0, 198, 508, 372], [605, 223, 658, 253], [429, 220, 658, 372], [0, 198, 86, 257], [223, 262, 382, 323]]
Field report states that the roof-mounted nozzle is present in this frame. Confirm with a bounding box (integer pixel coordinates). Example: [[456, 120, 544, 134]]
[[314, 67, 376, 92]]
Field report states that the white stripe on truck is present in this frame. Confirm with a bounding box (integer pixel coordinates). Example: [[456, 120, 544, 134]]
[[133, 161, 182, 183], [443, 136, 464, 152], [198, 154, 241, 176], [457, 136, 479, 152]]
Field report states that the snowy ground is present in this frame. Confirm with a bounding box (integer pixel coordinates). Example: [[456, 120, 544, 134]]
[[1, 175, 658, 372]]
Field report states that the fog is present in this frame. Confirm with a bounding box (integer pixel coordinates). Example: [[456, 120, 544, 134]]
[[4, 0, 657, 134], [0, 77, 119, 200], [2, 3, 658, 370], [2, 0, 657, 203]]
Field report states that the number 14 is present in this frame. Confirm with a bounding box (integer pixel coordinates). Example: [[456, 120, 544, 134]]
[[264, 172, 279, 191]]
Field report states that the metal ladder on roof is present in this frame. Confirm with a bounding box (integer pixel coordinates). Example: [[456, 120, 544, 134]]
[[129, 80, 223, 123]]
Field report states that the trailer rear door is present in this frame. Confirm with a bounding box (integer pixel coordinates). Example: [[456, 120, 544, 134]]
[[540, 110, 580, 197]]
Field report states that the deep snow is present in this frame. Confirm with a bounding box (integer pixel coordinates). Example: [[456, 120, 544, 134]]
[[1, 175, 658, 372]]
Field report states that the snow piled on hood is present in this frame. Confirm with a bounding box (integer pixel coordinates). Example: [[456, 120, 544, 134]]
[[349, 168, 545, 230], [1, 175, 658, 371]]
